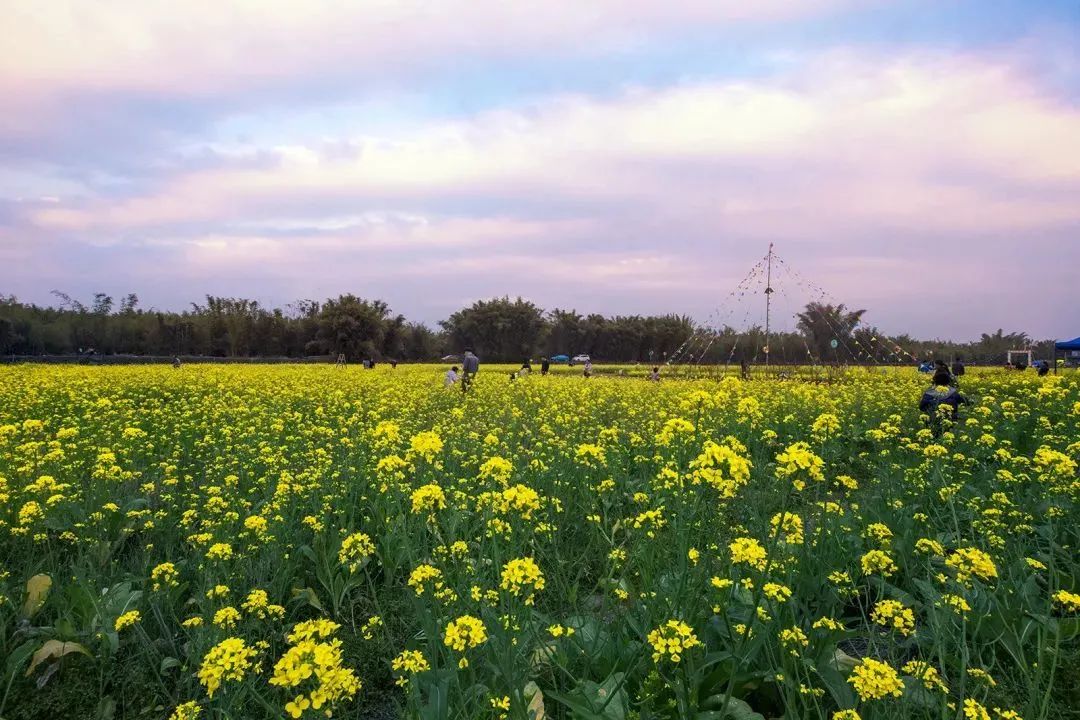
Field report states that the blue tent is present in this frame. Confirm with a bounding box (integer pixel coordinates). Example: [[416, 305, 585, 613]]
[[1053, 337, 1080, 371], [550, 354, 570, 363]]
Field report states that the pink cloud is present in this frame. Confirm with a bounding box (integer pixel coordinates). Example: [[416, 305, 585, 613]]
[[28, 47, 1080, 241], [1, 0, 873, 140]]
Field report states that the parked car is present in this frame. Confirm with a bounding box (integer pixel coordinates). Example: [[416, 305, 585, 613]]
[[571, 354, 590, 365]]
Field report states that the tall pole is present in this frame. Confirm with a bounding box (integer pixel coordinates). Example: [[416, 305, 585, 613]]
[[764, 243, 774, 369]]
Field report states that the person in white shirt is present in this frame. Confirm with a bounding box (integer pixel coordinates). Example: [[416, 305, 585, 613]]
[[445, 366, 459, 387]]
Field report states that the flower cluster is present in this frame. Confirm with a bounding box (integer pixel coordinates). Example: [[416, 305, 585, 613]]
[[647, 619, 701, 663], [270, 620, 361, 718], [198, 637, 258, 698]]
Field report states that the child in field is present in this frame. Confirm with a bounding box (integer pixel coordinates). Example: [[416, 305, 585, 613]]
[[445, 366, 459, 386]]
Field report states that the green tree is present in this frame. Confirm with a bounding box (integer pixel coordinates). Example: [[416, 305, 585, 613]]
[[315, 295, 395, 360], [440, 297, 546, 362], [796, 302, 866, 359]]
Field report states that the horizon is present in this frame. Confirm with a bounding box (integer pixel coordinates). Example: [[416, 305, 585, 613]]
[[2, 1, 1079, 341]]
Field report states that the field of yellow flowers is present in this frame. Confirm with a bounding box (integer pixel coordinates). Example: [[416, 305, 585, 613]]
[[1, 364, 1078, 720]]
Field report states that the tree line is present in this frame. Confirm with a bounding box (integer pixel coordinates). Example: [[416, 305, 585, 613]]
[[0, 293, 1061, 365]]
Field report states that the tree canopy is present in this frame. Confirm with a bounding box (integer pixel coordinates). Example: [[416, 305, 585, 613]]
[[0, 293, 1060, 365]]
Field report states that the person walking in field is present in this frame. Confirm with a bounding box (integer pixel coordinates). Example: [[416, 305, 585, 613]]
[[951, 356, 965, 378], [583, 359, 593, 378], [541, 357, 550, 375], [445, 366, 459, 387], [461, 349, 480, 392]]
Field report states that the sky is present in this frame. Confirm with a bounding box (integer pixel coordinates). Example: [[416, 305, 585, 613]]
[[1, 0, 1078, 341]]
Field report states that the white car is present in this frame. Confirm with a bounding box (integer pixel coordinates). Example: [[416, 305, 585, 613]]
[[571, 354, 591, 364]]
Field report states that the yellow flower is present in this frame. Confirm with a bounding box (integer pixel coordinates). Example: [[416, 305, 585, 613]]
[[774, 441, 825, 490], [946, 547, 998, 585], [409, 431, 444, 461], [689, 439, 753, 498], [548, 624, 575, 638], [1052, 590, 1080, 613], [915, 538, 945, 556], [410, 484, 447, 514], [205, 543, 233, 561], [811, 412, 841, 439], [902, 661, 948, 693], [407, 564, 443, 596], [832, 711, 861, 720], [730, 537, 768, 571], [964, 699, 991, 720], [860, 549, 898, 578], [575, 443, 607, 467], [647, 619, 700, 663], [169, 701, 202, 720], [500, 557, 545, 604], [770, 512, 804, 544], [338, 532, 376, 572], [937, 592, 971, 615], [287, 619, 341, 643], [284, 695, 310, 718], [870, 599, 916, 636], [813, 616, 845, 631], [391, 649, 430, 687], [198, 637, 257, 697], [213, 606, 241, 629], [478, 456, 514, 483], [206, 584, 229, 599], [114, 610, 141, 632], [763, 582, 792, 603], [848, 658, 903, 701], [443, 615, 488, 653], [778, 626, 808, 655], [150, 562, 179, 591]]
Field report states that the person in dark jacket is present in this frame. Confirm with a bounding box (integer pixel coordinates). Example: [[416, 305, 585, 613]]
[[919, 368, 968, 433], [461, 349, 480, 392], [951, 356, 965, 378], [540, 357, 550, 376]]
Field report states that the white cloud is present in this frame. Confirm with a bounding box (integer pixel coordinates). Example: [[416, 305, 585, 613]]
[[28, 47, 1080, 240]]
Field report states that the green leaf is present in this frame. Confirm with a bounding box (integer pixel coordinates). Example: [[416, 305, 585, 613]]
[[4, 640, 38, 676], [830, 647, 860, 673], [1057, 617, 1080, 640], [21, 574, 52, 619], [290, 586, 325, 612], [97, 696, 117, 720], [547, 673, 628, 720], [694, 697, 766, 720], [25, 640, 92, 677], [159, 657, 181, 674]]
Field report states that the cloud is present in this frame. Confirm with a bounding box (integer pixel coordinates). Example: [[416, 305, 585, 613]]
[[27, 47, 1080, 240], [1, 0, 870, 150], [3, 24, 1079, 339]]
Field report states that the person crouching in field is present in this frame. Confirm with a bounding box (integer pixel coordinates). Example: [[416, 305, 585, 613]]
[[445, 366, 459, 387], [919, 367, 968, 435]]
